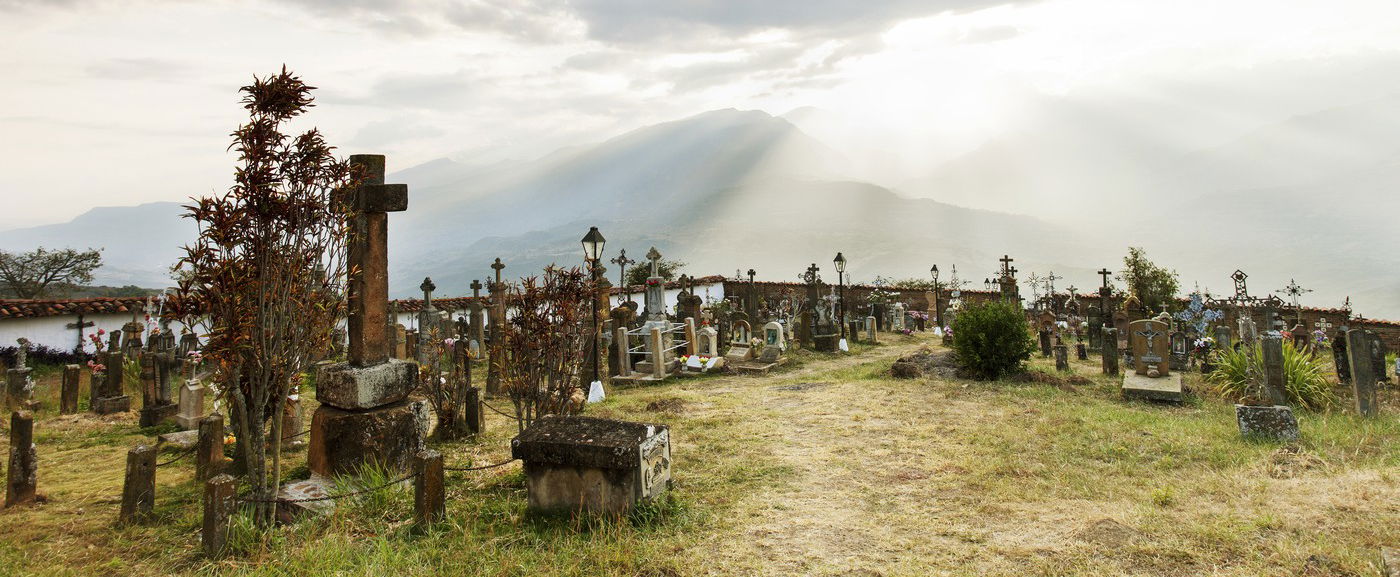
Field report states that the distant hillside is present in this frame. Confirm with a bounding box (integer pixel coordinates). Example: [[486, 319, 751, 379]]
[[0, 202, 193, 289]]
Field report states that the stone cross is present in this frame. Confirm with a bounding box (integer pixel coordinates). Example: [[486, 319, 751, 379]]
[[646, 247, 661, 278], [420, 277, 436, 312], [491, 258, 506, 290], [1098, 268, 1113, 288], [341, 154, 409, 367]]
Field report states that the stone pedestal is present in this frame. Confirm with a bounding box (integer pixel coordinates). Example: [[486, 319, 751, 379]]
[[176, 381, 205, 430], [6, 368, 36, 410], [511, 415, 670, 514], [307, 399, 428, 477], [94, 352, 131, 415], [1235, 404, 1299, 442]]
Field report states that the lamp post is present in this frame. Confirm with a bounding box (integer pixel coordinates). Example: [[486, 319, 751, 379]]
[[930, 265, 942, 329], [581, 227, 606, 385], [833, 252, 847, 339]]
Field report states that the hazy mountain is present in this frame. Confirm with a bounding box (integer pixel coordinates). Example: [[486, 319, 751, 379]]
[[0, 202, 194, 289]]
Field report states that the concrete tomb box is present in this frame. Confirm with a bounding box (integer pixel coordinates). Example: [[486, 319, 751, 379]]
[[511, 415, 671, 514]]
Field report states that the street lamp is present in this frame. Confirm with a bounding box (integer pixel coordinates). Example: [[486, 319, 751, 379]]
[[580, 226, 606, 385], [930, 265, 942, 329], [833, 252, 847, 339]]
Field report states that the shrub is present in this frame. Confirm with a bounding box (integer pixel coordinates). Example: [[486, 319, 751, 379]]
[[1209, 339, 1336, 411], [950, 300, 1036, 380]]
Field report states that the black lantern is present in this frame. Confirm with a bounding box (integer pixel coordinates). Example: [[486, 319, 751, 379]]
[[580, 226, 606, 263]]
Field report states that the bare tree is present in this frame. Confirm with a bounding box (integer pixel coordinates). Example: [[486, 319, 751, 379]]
[[0, 247, 103, 298], [496, 266, 591, 432], [175, 67, 352, 526]]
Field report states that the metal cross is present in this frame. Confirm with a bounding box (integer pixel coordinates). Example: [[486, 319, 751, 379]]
[[1278, 278, 1311, 309], [1231, 270, 1249, 299], [801, 263, 821, 285], [611, 249, 635, 290]]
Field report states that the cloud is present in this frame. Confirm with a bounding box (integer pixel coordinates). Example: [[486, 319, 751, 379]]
[[85, 57, 192, 80]]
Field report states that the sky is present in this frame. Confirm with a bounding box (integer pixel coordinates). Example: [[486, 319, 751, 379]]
[[4, 0, 1400, 230]]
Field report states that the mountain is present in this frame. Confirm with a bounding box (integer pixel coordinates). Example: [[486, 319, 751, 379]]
[[901, 95, 1400, 317], [0, 202, 194, 289]]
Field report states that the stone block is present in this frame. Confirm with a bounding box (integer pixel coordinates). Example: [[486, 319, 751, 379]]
[[1121, 372, 1183, 403], [315, 359, 418, 410], [139, 403, 178, 428], [157, 429, 199, 450], [511, 415, 671, 514], [307, 399, 427, 478], [1235, 404, 1299, 442], [93, 395, 131, 415]]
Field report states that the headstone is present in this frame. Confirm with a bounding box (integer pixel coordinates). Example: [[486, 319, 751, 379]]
[[1054, 344, 1069, 372], [1169, 330, 1189, 372], [176, 380, 206, 430], [865, 316, 877, 344], [202, 474, 236, 558], [1259, 335, 1290, 406], [413, 449, 445, 530], [725, 320, 754, 363], [696, 325, 719, 358], [60, 365, 81, 414], [196, 414, 224, 482], [1214, 325, 1232, 354], [1332, 328, 1351, 383], [1235, 404, 1299, 442], [5, 339, 35, 410], [309, 154, 425, 478], [891, 302, 906, 332], [1075, 342, 1088, 361], [1121, 320, 1182, 402], [1346, 329, 1378, 416], [138, 353, 177, 427], [759, 321, 786, 364], [511, 415, 671, 514], [1038, 329, 1052, 358], [93, 351, 132, 414], [5, 410, 37, 507], [469, 279, 486, 349], [119, 444, 156, 524]]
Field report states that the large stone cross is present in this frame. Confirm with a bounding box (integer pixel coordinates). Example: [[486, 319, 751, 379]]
[[341, 154, 408, 367], [999, 255, 1014, 279], [1097, 268, 1113, 288], [470, 279, 482, 299], [491, 258, 506, 292]]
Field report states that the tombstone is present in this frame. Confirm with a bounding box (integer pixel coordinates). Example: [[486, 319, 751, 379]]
[[1121, 319, 1182, 402], [1086, 305, 1104, 352], [1075, 342, 1088, 361], [1038, 328, 1052, 358], [1332, 328, 1351, 383], [119, 444, 156, 524], [175, 380, 206, 430], [93, 350, 132, 414], [891, 302, 907, 332], [865, 316, 877, 343], [511, 415, 671, 514], [1346, 329, 1378, 416], [696, 325, 720, 358], [1235, 404, 1299, 442], [59, 365, 80, 414], [469, 279, 487, 350], [138, 352, 178, 427], [759, 321, 786, 364], [1169, 330, 1189, 372], [1054, 344, 1070, 372], [1368, 332, 1389, 384], [1214, 325, 1232, 354], [308, 154, 425, 479], [1259, 335, 1290, 406], [725, 320, 754, 363], [5, 339, 35, 410], [5, 410, 37, 507]]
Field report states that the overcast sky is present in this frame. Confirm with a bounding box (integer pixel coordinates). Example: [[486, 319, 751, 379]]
[[3, 0, 1400, 230]]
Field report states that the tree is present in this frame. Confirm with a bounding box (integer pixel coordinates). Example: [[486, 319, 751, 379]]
[[0, 247, 103, 298], [497, 266, 591, 433], [174, 67, 353, 527], [624, 257, 685, 287], [1121, 247, 1180, 313]]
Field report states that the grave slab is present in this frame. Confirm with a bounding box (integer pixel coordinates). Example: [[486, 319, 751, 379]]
[[511, 415, 671, 514], [1121, 372, 1184, 403]]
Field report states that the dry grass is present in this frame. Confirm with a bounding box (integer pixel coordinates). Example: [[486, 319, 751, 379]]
[[1, 333, 1396, 576]]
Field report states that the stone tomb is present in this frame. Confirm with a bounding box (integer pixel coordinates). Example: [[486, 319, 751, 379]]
[[1121, 319, 1184, 403], [724, 320, 754, 363], [511, 415, 671, 514]]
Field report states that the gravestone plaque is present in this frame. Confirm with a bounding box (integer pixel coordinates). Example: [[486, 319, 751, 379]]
[[1122, 319, 1182, 402]]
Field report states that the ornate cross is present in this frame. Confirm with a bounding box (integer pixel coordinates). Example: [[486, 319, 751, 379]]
[[339, 154, 408, 367], [747, 269, 756, 284], [801, 263, 821, 285], [1278, 278, 1311, 311], [1231, 270, 1249, 299], [611, 249, 635, 292]]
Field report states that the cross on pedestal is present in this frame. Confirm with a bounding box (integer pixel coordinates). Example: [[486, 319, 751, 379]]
[[470, 279, 482, 299], [491, 258, 506, 292], [611, 249, 635, 295], [999, 255, 1014, 279], [341, 154, 409, 367], [420, 277, 436, 311], [1097, 268, 1113, 288]]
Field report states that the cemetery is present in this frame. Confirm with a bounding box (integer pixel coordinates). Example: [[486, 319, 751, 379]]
[[1, 43, 1399, 577]]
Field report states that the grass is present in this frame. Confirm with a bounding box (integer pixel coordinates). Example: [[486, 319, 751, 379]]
[[1, 331, 1397, 576]]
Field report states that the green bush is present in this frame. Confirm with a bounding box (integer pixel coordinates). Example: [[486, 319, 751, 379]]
[[1209, 339, 1336, 411], [950, 300, 1037, 380]]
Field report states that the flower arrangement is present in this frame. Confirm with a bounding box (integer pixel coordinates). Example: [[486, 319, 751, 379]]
[[909, 311, 929, 321], [1311, 330, 1329, 348], [645, 278, 663, 287]]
